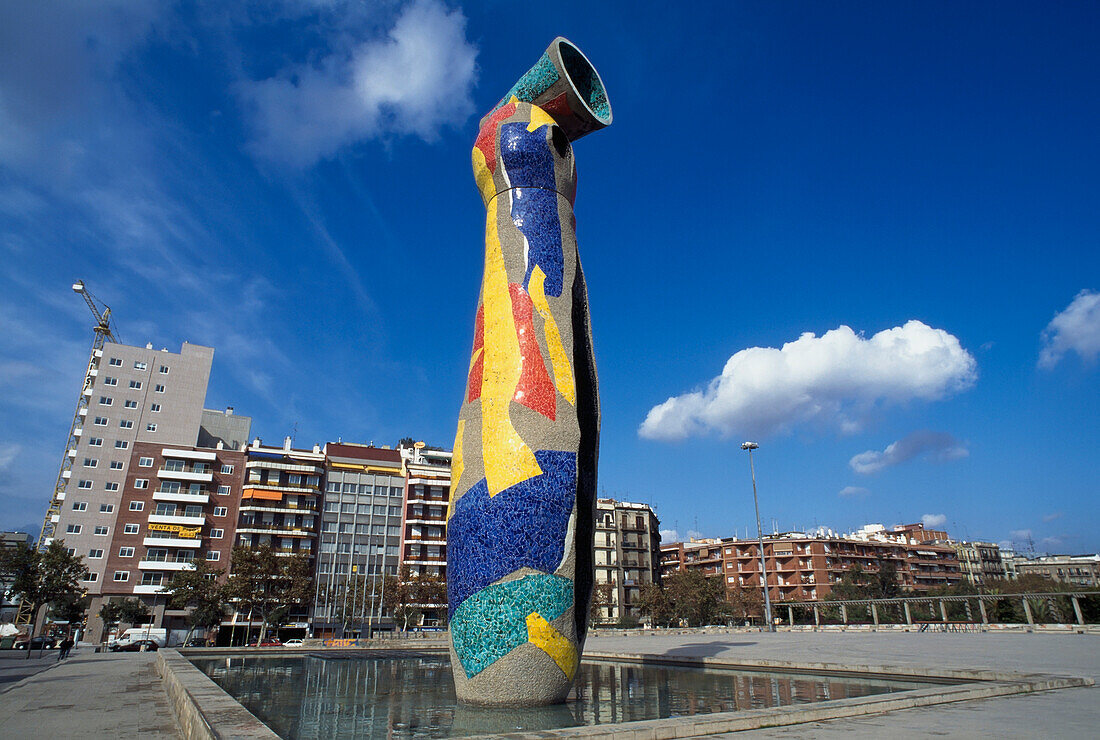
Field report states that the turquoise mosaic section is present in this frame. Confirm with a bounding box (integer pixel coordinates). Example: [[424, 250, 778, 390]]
[[451, 573, 573, 678], [495, 53, 559, 111]]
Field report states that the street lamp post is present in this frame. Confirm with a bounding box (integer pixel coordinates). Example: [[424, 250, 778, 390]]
[[741, 442, 774, 632]]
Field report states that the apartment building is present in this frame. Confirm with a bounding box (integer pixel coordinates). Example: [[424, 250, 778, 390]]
[[51, 341, 214, 592], [1014, 554, 1100, 587], [661, 524, 963, 604], [954, 541, 1008, 585], [592, 499, 661, 624], [313, 443, 405, 638], [93, 443, 247, 640], [398, 443, 452, 626]]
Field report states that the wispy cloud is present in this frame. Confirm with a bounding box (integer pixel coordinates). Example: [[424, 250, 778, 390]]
[[838, 485, 870, 498], [921, 513, 947, 528], [659, 529, 680, 542], [1039, 289, 1100, 368], [639, 321, 977, 441], [238, 0, 478, 167], [849, 430, 969, 474]]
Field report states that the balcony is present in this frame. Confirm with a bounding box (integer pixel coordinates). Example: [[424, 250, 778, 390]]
[[144, 536, 202, 548], [161, 448, 217, 461], [153, 490, 210, 504], [149, 513, 206, 527], [236, 525, 314, 537], [158, 467, 213, 483], [138, 560, 196, 571], [239, 502, 318, 514], [133, 584, 167, 594]]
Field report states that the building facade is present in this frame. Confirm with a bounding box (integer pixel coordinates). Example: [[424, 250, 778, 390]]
[[1, 532, 33, 621], [313, 443, 405, 637], [1014, 554, 1100, 587], [397, 444, 452, 627], [50, 341, 214, 593], [954, 541, 1008, 585], [592, 499, 661, 625]]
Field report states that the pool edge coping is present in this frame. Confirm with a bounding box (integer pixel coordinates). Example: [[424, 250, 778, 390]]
[[159, 648, 1094, 739]]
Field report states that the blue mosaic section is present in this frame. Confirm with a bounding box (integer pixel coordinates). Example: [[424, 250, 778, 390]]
[[496, 53, 559, 111], [447, 450, 577, 615], [499, 122, 565, 297], [450, 573, 573, 678]]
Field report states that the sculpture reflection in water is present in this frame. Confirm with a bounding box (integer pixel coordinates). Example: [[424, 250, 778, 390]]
[[446, 37, 613, 706]]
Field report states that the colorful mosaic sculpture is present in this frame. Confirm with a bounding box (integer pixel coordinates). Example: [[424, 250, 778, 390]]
[[447, 37, 612, 706]]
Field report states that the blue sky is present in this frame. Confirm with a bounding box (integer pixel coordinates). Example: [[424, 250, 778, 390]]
[[1, 1, 1097, 552]]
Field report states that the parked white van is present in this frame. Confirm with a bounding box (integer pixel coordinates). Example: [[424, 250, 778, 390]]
[[110, 627, 168, 650]]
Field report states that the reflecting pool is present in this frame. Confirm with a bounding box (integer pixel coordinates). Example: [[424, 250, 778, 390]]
[[190, 652, 941, 738]]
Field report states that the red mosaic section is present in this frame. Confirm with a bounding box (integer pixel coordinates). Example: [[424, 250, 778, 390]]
[[508, 283, 556, 421]]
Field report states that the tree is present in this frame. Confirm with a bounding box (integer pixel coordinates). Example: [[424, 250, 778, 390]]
[[727, 584, 763, 623], [383, 567, 447, 631], [163, 560, 228, 645], [636, 583, 674, 627], [664, 570, 732, 627], [397, 437, 417, 449], [225, 545, 313, 643], [589, 583, 616, 623], [0, 541, 87, 658], [116, 596, 152, 627]]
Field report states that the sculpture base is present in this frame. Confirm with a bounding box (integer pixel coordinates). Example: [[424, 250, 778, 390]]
[[450, 639, 575, 706]]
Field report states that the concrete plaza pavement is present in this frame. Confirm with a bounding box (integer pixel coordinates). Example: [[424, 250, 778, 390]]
[[0, 648, 65, 691], [0, 649, 178, 738], [586, 631, 1100, 739]]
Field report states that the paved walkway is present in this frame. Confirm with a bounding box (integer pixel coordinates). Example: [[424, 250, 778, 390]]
[[0, 650, 178, 738], [0, 649, 64, 691], [587, 631, 1100, 739]]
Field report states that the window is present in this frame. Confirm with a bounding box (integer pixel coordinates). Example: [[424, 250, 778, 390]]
[[103, 481, 118, 492], [183, 504, 203, 518], [159, 481, 181, 493], [119, 420, 133, 430], [326, 481, 340, 493], [288, 473, 301, 485], [213, 507, 227, 517], [103, 376, 118, 386], [150, 404, 161, 412], [324, 501, 338, 512], [88, 437, 103, 446], [89, 549, 104, 559], [138, 457, 153, 467], [129, 380, 142, 389], [187, 483, 204, 495], [85, 572, 99, 582], [66, 524, 82, 534], [110, 460, 124, 470], [155, 503, 177, 516], [217, 485, 230, 496], [159, 365, 169, 374], [99, 396, 113, 405], [123, 400, 138, 409], [115, 440, 129, 449], [210, 528, 224, 539], [154, 384, 165, 393], [146, 423, 157, 432], [94, 526, 109, 536], [206, 551, 220, 561], [78, 480, 92, 489], [129, 501, 144, 511], [119, 547, 135, 557], [134, 361, 147, 370], [72, 501, 88, 511], [93, 416, 108, 426], [135, 479, 148, 489], [113, 571, 129, 582], [140, 573, 163, 586], [66, 548, 76, 556], [123, 524, 139, 534], [83, 458, 98, 468], [220, 464, 234, 474], [342, 483, 356, 493], [108, 357, 122, 366]]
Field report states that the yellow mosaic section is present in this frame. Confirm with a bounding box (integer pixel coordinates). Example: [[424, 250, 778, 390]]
[[526, 105, 556, 132], [448, 419, 465, 518], [480, 196, 542, 496], [529, 265, 576, 406], [525, 611, 578, 680]]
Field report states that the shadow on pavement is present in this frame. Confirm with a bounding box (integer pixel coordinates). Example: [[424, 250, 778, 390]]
[[662, 641, 755, 657]]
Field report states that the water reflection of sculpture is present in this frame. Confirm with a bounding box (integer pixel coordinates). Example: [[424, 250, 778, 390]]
[[446, 37, 613, 706]]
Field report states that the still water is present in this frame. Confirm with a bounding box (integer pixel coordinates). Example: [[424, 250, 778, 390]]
[[190, 652, 938, 738]]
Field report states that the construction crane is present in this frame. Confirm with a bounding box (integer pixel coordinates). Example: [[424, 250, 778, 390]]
[[33, 281, 119, 550]]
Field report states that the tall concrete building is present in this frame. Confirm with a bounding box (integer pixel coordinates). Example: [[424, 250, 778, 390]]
[[397, 443, 452, 627], [592, 498, 661, 625], [313, 443, 405, 637], [954, 541, 1008, 585], [49, 341, 214, 591]]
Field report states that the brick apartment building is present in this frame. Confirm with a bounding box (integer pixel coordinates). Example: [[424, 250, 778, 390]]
[[660, 523, 963, 604]]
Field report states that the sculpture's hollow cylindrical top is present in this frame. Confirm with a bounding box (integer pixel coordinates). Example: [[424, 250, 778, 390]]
[[482, 37, 613, 142]]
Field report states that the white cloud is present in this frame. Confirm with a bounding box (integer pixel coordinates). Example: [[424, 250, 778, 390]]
[[0, 444, 20, 470], [849, 430, 969, 474], [639, 321, 977, 440], [1010, 528, 1033, 541], [239, 0, 478, 167], [1042, 512, 1063, 523], [659, 529, 680, 543], [686, 529, 704, 540], [1039, 290, 1100, 368], [838, 486, 870, 498], [921, 513, 947, 528]]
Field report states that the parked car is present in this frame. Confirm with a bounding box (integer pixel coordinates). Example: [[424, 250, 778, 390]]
[[182, 637, 208, 647], [247, 638, 282, 647], [282, 639, 304, 648], [113, 639, 159, 652], [16, 635, 56, 650]]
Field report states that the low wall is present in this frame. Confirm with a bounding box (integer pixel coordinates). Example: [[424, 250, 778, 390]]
[[157, 649, 279, 740]]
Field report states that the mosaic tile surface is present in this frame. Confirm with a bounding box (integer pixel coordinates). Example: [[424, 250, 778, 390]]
[[448, 37, 612, 707]]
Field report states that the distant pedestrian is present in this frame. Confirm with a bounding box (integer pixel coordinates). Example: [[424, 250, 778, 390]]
[[57, 636, 74, 661]]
